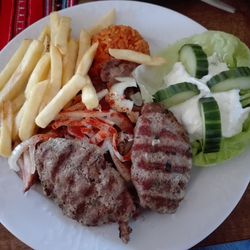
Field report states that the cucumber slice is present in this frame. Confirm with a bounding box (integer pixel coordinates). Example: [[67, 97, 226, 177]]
[[207, 67, 250, 92], [153, 82, 200, 108], [179, 44, 208, 79], [240, 89, 250, 108], [199, 97, 222, 153], [241, 98, 250, 108]]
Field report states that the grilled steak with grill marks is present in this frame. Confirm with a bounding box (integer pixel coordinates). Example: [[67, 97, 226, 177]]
[[131, 103, 192, 213], [35, 138, 135, 243]]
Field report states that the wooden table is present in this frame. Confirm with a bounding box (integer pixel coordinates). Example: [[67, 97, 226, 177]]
[[1, 0, 250, 249]]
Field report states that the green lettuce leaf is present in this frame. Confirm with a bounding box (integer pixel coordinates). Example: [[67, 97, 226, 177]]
[[192, 115, 250, 166], [134, 30, 250, 166]]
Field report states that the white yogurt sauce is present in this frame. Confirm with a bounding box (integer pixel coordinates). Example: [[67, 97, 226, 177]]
[[163, 54, 250, 140]]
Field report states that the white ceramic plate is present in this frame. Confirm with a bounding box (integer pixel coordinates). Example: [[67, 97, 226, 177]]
[[0, 1, 249, 250]]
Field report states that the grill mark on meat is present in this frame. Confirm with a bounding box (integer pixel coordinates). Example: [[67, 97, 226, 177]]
[[35, 138, 135, 243], [137, 159, 190, 174], [132, 167, 190, 189], [136, 115, 189, 144], [131, 103, 192, 213], [134, 134, 191, 153], [141, 194, 181, 213], [133, 143, 192, 158], [51, 143, 74, 182], [133, 176, 186, 200], [137, 125, 185, 141]]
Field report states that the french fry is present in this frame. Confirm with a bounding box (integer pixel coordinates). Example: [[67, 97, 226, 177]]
[[62, 39, 78, 85], [38, 25, 50, 42], [50, 12, 60, 45], [76, 42, 98, 76], [0, 40, 31, 91], [12, 103, 24, 142], [55, 16, 71, 55], [88, 9, 116, 36], [36, 74, 88, 128], [108, 49, 166, 66], [19, 80, 48, 141], [81, 76, 98, 110], [25, 52, 50, 98], [50, 44, 62, 88], [39, 45, 63, 110], [0, 102, 13, 157], [0, 40, 44, 103], [75, 29, 91, 69], [12, 92, 25, 114]]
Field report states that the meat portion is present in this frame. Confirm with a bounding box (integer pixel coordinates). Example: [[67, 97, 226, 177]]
[[35, 138, 135, 243], [131, 103, 192, 213], [100, 59, 138, 83]]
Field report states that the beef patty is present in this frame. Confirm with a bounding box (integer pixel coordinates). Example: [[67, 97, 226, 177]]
[[35, 138, 135, 243], [131, 103, 192, 213], [100, 59, 138, 83]]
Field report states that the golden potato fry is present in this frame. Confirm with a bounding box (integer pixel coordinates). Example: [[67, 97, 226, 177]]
[[25, 52, 50, 98], [12, 104, 24, 141], [88, 9, 116, 36], [38, 25, 50, 42], [19, 80, 48, 141], [76, 42, 98, 76], [36, 74, 88, 128], [0, 40, 31, 91], [108, 49, 166, 66], [81, 76, 98, 110], [75, 29, 91, 69], [39, 45, 63, 110], [62, 39, 78, 85], [50, 12, 60, 45], [0, 40, 44, 103], [55, 16, 71, 55], [12, 92, 25, 114], [50, 44, 62, 89], [0, 101, 13, 157], [43, 35, 50, 52]]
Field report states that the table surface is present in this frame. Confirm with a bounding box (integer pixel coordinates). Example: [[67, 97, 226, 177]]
[[1, 0, 250, 249]]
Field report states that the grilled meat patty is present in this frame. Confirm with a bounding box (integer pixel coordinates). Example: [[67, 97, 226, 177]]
[[100, 59, 138, 83], [131, 103, 192, 213], [35, 138, 135, 243]]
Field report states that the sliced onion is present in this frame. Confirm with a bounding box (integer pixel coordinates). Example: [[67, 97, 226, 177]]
[[8, 134, 52, 172], [107, 78, 137, 112], [106, 140, 131, 181], [97, 89, 108, 100]]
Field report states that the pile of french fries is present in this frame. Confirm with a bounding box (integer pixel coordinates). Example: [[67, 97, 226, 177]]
[[0, 9, 165, 158]]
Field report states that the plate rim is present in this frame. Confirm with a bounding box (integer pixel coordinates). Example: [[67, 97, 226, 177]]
[[0, 1, 249, 250]]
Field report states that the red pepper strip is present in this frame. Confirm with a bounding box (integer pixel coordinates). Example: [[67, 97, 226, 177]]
[[51, 119, 75, 130], [67, 126, 94, 140], [56, 110, 133, 134], [67, 126, 86, 139], [51, 118, 117, 143], [90, 130, 111, 145], [56, 110, 111, 121]]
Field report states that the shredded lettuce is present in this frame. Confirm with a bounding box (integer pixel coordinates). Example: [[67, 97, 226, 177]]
[[134, 31, 250, 166]]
